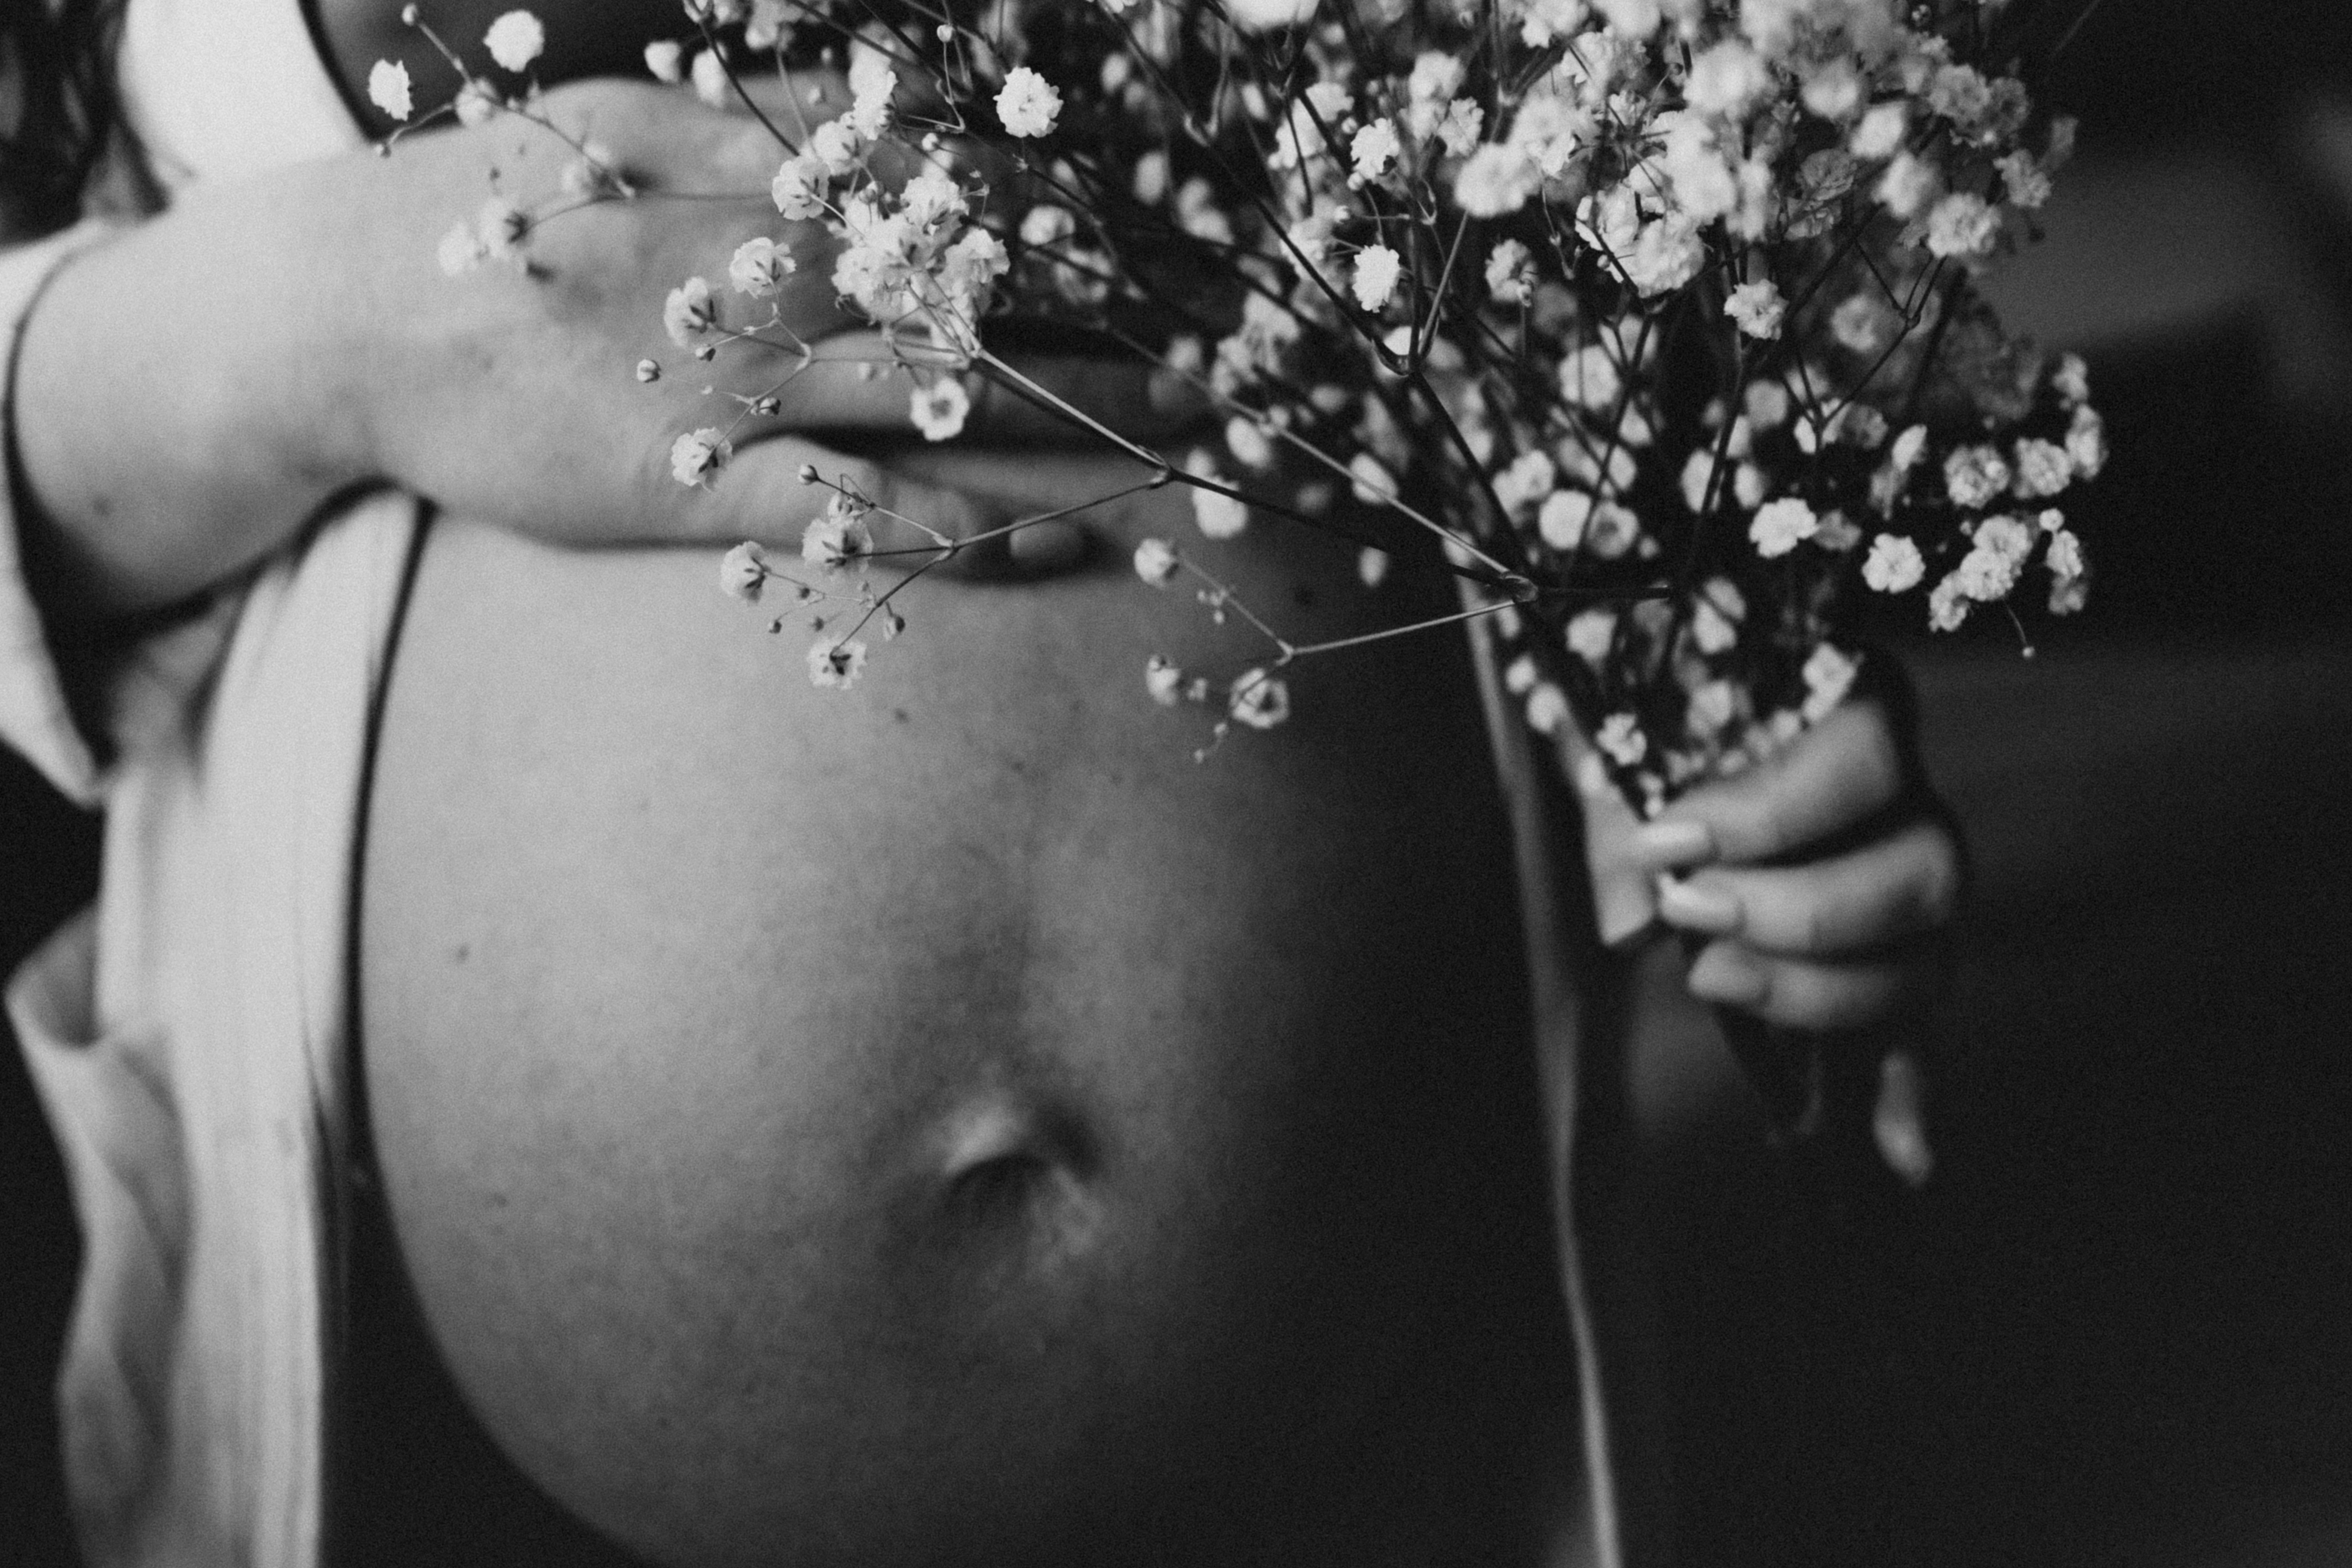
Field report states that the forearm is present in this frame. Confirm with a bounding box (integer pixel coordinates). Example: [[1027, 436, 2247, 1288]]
[[11, 175, 368, 619]]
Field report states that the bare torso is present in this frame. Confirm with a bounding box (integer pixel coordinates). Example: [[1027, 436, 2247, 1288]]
[[358, 457, 1575, 1566]]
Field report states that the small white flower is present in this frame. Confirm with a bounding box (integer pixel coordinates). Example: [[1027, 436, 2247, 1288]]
[[801, 506, 872, 571], [1585, 502, 1640, 558], [1019, 203, 1076, 249], [2046, 528, 2089, 614], [1452, 143, 1539, 217], [1690, 580, 1742, 653], [909, 378, 971, 442], [1997, 149, 2052, 210], [1144, 654, 1185, 705], [2053, 353, 2091, 408], [1943, 444, 2012, 510], [483, 10, 544, 72], [1189, 466, 1250, 538], [1484, 239, 1535, 305], [670, 427, 730, 487], [691, 48, 731, 108], [1595, 711, 1646, 767], [2012, 438, 2072, 499], [1539, 490, 1594, 552], [1749, 496, 1818, 558], [1801, 59, 1864, 122], [1435, 98, 1485, 157], [1224, 0, 1317, 31], [1351, 119, 1402, 181], [1890, 424, 1929, 472], [1306, 81, 1354, 121], [719, 541, 768, 601], [898, 168, 967, 231], [1346, 451, 1394, 506], [453, 79, 499, 127], [1743, 380, 1791, 431], [1566, 608, 1615, 667], [1352, 244, 1403, 311], [1357, 547, 1389, 588], [1800, 643, 1859, 723], [1493, 449, 1558, 518], [771, 154, 827, 219], [806, 636, 869, 689], [1927, 573, 1970, 632], [560, 143, 626, 199], [436, 219, 486, 276], [1953, 513, 2034, 601], [1876, 153, 1938, 220], [476, 196, 527, 262], [1228, 669, 1291, 730], [1225, 416, 1276, 470], [1526, 684, 1572, 736], [2066, 406, 2108, 480], [1862, 533, 1925, 593], [1558, 343, 1622, 412], [1813, 509, 1863, 552], [996, 67, 1062, 138], [1134, 538, 1180, 587], [849, 67, 896, 138], [1724, 279, 1786, 340], [1850, 101, 1907, 160], [367, 59, 413, 121], [644, 39, 684, 82], [663, 276, 716, 347], [728, 236, 793, 297], [1685, 40, 1768, 118], [1925, 192, 2002, 259], [1594, 0, 1659, 39]]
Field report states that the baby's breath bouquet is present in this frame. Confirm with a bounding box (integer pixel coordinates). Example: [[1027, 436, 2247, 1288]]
[[376, 0, 2101, 1552], [382, 0, 2105, 1252]]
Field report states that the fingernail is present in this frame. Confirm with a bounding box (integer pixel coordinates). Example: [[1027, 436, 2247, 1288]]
[[1656, 874, 1741, 936], [1008, 518, 1088, 575], [1688, 945, 1768, 1007], [1632, 818, 1714, 870], [1148, 368, 1209, 422]]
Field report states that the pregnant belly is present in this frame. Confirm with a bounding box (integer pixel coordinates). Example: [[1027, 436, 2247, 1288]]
[[359, 457, 1570, 1567]]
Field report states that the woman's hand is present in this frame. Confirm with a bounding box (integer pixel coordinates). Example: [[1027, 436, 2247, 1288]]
[[13, 78, 1184, 617], [1615, 672, 1963, 1035]]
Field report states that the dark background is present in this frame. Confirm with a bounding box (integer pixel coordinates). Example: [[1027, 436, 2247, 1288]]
[[9, 3, 2352, 1563]]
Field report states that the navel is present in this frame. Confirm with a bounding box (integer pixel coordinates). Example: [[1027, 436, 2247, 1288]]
[[931, 1094, 1103, 1262]]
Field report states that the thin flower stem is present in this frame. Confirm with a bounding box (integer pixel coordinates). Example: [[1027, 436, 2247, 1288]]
[[1278, 598, 1515, 663], [692, 15, 799, 153], [1174, 557, 1290, 652]]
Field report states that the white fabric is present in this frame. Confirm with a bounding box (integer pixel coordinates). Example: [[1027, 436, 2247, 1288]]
[[0, 7, 405, 1565]]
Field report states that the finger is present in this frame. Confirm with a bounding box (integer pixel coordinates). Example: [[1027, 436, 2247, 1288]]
[[734, 339, 1209, 445], [683, 435, 1089, 581], [1685, 941, 1923, 1032], [1631, 692, 1907, 871], [964, 354, 1211, 445], [1655, 816, 1963, 959]]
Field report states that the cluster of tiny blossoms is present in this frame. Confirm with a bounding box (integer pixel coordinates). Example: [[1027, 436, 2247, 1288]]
[[381, 0, 2103, 807]]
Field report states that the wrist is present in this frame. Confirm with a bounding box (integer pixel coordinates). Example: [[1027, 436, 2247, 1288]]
[[14, 184, 369, 614]]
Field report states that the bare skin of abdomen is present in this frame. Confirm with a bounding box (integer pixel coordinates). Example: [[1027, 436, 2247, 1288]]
[[360, 457, 1575, 1567]]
